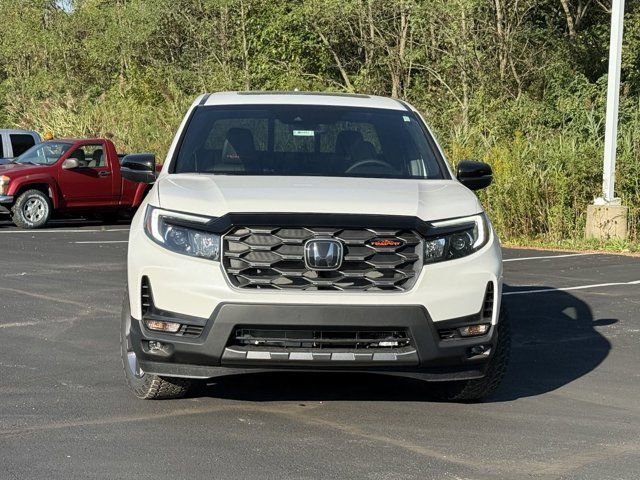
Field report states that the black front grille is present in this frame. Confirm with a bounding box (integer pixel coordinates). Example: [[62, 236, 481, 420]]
[[222, 227, 422, 291], [232, 327, 411, 350]]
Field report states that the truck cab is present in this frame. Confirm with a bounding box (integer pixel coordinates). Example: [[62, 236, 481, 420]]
[[0, 138, 152, 228]]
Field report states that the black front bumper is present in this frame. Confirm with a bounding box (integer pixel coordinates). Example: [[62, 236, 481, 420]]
[[0, 195, 12, 214], [131, 303, 498, 382]]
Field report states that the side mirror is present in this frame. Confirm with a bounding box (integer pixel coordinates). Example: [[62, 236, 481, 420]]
[[121, 153, 156, 184], [62, 158, 80, 170], [456, 160, 493, 191]]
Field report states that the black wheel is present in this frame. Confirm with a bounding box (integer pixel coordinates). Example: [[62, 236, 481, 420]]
[[120, 292, 191, 400], [430, 306, 511, 402], [11, 189, 52, 229]]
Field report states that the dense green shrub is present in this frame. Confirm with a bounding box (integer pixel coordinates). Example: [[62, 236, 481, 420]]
[[0, 0, 638, 242]]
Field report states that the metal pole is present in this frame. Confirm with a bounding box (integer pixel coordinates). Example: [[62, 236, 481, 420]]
[[601, 0, 625, 204]]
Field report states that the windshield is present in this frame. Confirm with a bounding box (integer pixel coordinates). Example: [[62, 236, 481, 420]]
[[173, 105, 448, 179], [15, 141, 72, 165]]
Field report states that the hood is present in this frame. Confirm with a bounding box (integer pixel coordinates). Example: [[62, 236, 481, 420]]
[[156, 175, 483, 222], [0, 163, 47, 177]]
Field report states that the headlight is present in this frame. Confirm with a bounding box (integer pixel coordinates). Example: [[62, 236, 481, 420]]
[[0, 176, 10, 195], [144, 206, 220, 261], [424, 214, 489, 264]]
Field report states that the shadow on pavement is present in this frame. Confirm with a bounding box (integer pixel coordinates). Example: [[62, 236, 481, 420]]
[[493, 285, 613, 401], [194, 284, 613, 402]]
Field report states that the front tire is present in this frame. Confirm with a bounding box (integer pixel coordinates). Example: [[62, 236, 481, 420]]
[[431, 306, 511, 402], [11, 189, 52, 229], [120, 292, 191, 400]]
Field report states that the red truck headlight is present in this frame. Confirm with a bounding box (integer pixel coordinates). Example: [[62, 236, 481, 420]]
[[0, 176, 11, 195]]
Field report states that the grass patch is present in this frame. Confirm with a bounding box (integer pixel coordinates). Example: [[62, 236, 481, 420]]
[[504, 236, 640, 254]]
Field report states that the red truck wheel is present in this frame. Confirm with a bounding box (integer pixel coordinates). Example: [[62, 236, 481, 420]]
[[11, 189, 52, 229]]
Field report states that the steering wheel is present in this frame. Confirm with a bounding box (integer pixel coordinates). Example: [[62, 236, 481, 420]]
[[345, 159, 395, 174]]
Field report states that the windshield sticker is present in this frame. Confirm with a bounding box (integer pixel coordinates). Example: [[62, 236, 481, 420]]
[[403, 116, 411, 122], [293, 130, 315, 137]]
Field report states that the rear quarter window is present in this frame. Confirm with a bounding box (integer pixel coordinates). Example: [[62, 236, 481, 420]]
[[10, 134, 36, 157]]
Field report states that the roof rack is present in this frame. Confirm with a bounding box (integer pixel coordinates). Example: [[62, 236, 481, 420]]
[[235, 91, 370, 99]]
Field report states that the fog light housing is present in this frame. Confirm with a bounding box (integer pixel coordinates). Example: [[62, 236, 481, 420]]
[[468, 345, 491, 358], [458, 323, 490, 337], [146, 340, 173, 357], [145, 319, 181, 333]]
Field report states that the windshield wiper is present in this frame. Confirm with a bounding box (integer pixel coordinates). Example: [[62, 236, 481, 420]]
[[16, 160, 40, 165]]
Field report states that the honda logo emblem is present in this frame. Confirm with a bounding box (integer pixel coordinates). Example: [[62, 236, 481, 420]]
[[304, 239, 344, 271]]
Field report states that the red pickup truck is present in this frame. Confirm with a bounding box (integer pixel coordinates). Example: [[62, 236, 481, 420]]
[[0, 138, 153, 228]]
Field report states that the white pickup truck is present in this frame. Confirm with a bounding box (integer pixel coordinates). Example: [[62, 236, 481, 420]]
[[0, 129, 41, 165], [119, 91, 509, 401]]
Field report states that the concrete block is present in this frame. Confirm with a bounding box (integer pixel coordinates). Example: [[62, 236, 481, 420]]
[[585, 204, 628, 240]]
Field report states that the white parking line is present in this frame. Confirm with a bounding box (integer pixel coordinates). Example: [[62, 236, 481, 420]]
[[0, 286, 116, 313], [0, 228, 129, 234], [73, 240, 128, 244], [505, 279, 640, 296], [0, 318, 75, 329], [503, 253, 594, 262]]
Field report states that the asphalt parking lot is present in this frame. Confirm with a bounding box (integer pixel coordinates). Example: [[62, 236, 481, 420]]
[[1, 219, 639, 480]]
